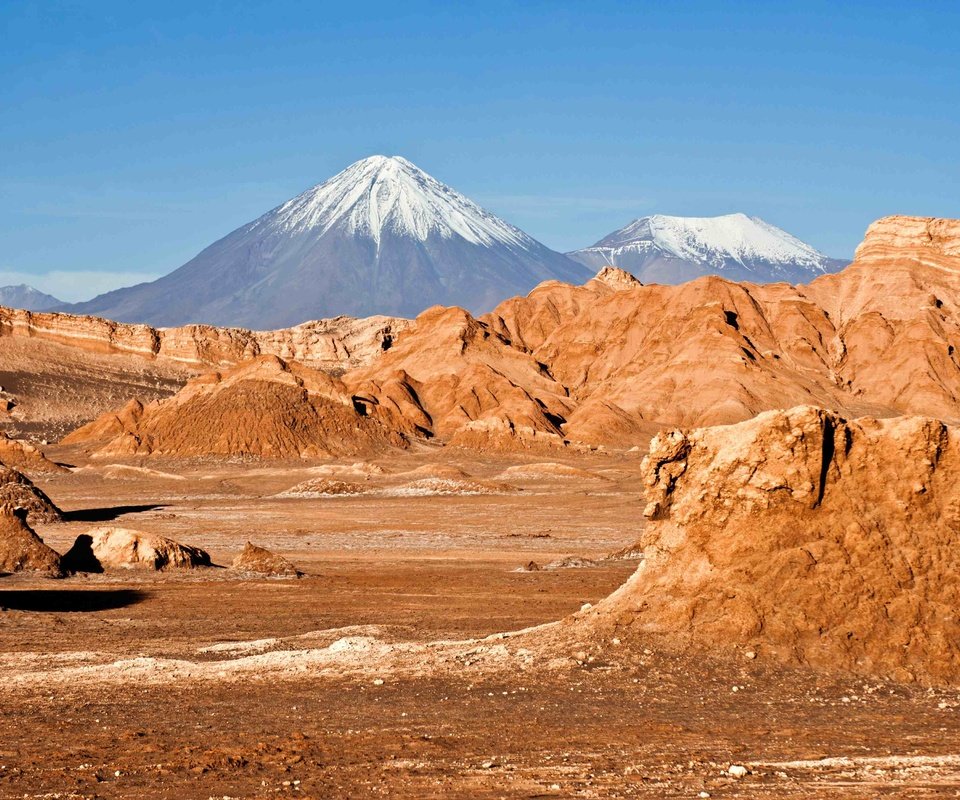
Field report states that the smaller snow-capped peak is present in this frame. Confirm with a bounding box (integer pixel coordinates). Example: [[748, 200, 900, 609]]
[[260, 155, 533, 249], [594, 213, 830, 269], [0, 283, 62, 311]]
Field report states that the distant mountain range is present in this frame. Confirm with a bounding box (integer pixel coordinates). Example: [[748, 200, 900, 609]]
[[28, 158, 850, 327], [60, 156, 589, 328], [567, 213, 848, 284], [0, 284, 62, 311]]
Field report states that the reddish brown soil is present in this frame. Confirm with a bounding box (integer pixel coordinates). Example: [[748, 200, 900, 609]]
[[0, 447, 957, 798]]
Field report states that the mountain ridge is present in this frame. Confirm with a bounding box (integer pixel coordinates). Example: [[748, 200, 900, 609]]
[[55, 215, 960, 457]]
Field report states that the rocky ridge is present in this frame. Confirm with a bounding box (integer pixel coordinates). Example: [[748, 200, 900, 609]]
[[0, 305, 408, 372], [51, 214, 960, 455]]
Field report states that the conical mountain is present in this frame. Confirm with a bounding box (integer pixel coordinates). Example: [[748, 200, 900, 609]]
[[0, 284, 61, 311], [63, 156, 589, 328], [568, 213, 848, 284]]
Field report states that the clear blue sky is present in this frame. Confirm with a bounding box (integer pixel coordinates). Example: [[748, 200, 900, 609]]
[[2, 1, 958, 300]]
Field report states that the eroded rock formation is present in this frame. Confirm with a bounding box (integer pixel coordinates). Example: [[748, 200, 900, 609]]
[[0, 467, 62, 524], [231, 542, 304, 577], [62, 528, 212, 571], [0, 433, 66, 474], [64, 355, 413, 458], [0, 504, 62, 576], [586, 405, 960, 684], [0, 306, 408, 372], [54, 215, 960, 455]]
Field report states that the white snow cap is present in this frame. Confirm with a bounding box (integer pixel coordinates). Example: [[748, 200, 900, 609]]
[[595, 213, 829, 269], [263, 155, 532, 249]]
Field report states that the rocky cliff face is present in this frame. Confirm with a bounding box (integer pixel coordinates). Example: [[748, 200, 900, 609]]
[[582, 406, 960, 684], [0, 306, 409, 372]]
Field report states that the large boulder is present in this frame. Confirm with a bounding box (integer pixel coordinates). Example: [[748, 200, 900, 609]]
[[62, 528, 211, 572], [0, 504, 62, 576]]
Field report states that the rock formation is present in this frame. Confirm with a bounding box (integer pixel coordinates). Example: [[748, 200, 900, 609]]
[[231, 542, 304, 577], [0, 467, 62, 524], [346, 305, 575, 450], [0, 305, 408, 372], [0, 433, 66, 474], [63, 355, 413, 458], [584, 406, 960, 684], [55, 215, 960, 455], [62, 528, 212, 571], [0, 504, 62, 576], [483, 214, 960, 436]]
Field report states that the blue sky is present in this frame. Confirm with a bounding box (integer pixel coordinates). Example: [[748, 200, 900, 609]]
[[2, 1, 958, 300]]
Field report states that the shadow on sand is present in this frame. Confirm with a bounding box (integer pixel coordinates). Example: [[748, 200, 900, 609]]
[[0, 588, 147, 612], [63, 504, 167, 523]]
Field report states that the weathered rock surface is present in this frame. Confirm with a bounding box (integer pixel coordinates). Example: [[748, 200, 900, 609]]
[[0, 504, 62, 576], [63, 355, 413, 458], [0, 433, 66, 474], [483, 214, 960, 439], [0, 306, 408, 372], [0, 467, 62, 524], [62, 528, 212, 572], [231, 542, 303, 577], [346, 305, 575, 450], [587, 405, 960, 684]]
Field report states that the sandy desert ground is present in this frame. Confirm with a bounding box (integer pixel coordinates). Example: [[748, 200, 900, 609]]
[[1, 443, 959, 799]]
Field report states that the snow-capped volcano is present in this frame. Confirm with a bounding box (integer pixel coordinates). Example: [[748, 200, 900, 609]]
[[63, 156, 588, 328], [271, 155, 531, 248], [568, 213, 848, 284], [0, 284, 62, 311]]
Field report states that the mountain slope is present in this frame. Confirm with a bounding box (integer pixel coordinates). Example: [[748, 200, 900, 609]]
[[0, 285, 61, 311], [567, 213, 848, 284], [62, 156, 589, 328]]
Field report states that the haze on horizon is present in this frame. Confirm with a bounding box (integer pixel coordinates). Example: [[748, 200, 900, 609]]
[[1, 0, 958, 301]]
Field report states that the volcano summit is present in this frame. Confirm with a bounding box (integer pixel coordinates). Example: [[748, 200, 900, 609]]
[[62, 156, 588, 328]]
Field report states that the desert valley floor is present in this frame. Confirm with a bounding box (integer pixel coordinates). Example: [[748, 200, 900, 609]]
[[3, 215, 960, 798], [3, 445, 960, 799]]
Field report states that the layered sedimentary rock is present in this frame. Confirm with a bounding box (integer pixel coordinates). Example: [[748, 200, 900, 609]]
[[0, 306, 408, 371], [55, 215, 960, 454], [584, 406, 960, 684]]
